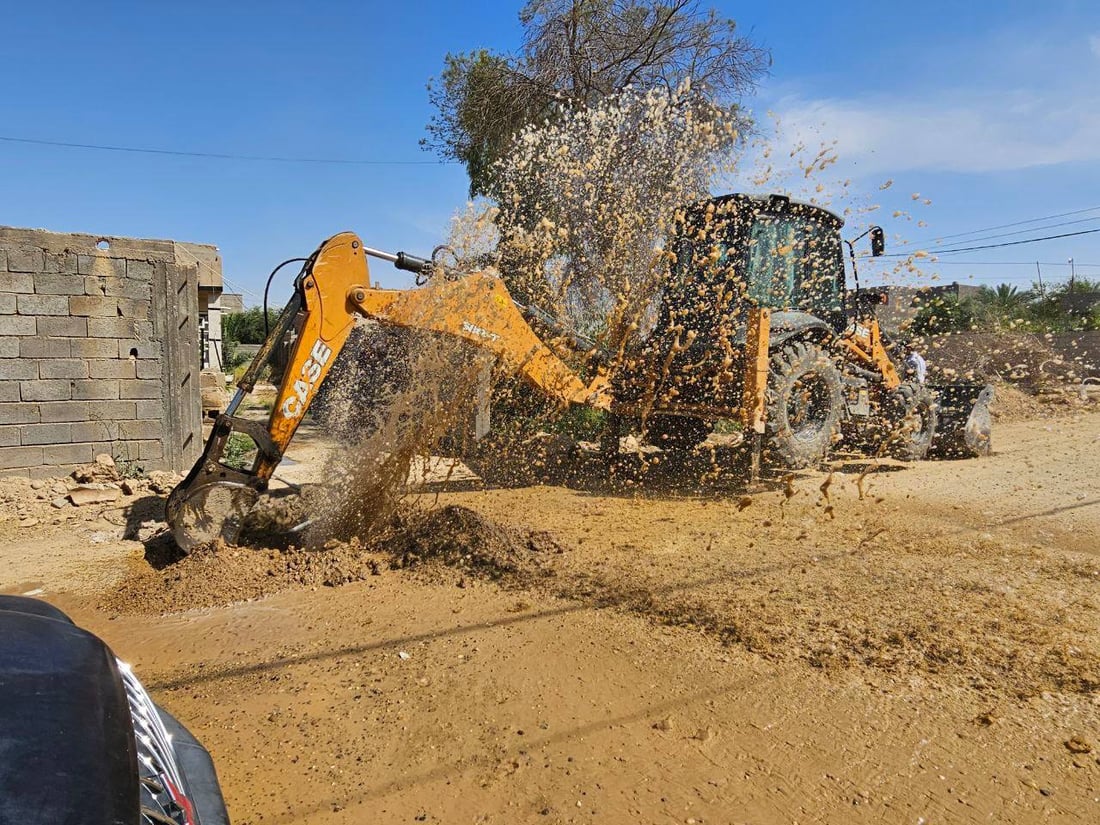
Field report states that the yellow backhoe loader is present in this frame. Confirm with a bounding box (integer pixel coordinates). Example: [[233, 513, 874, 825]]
[[167, 194, 993, 552]]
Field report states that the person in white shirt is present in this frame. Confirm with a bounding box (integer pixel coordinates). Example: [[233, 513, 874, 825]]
[[904, 345, 927, 384]]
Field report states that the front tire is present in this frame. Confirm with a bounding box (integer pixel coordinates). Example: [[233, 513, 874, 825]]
[[888, 382, 937, 461], [765, 341, 843, 469]]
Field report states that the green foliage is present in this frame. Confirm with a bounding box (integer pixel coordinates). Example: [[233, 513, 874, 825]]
[[911, 294, 977, 335], [222, 307, 279, 346], [113, 457, 145, 479], [1050, 276, 1100, 295], [914, 280, 1100, 335], [424, 50, 546, 198], [221, 433, 257, 470], [222, 339, 253, 371], [549, 405, 606, 441], [424, 0, 769, 198]]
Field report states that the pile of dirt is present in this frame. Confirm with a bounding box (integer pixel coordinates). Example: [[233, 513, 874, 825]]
[[381, 504, 561, 584], [924, 331, 1076, 388], [101, 537, 385, 615], [102, 505, 557, 615], [988, 382, 1046, 423]]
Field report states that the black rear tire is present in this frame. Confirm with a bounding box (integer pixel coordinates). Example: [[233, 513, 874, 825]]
[[765, 341, 843, 469], [889, 382, 937, 461]]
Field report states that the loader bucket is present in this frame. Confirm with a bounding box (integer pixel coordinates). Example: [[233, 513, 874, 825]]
[[927, 382, 995, 459]]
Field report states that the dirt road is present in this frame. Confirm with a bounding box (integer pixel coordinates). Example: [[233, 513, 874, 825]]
[[2, 412, 1098, 823]]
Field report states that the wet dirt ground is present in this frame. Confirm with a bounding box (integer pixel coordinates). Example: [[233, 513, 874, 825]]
[[2, 411, 1099, 824]]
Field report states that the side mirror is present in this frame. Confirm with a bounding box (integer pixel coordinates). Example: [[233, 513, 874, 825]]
[[870, 226, 886, 257]]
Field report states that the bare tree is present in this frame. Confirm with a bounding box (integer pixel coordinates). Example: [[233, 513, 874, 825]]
[[424, 0, 769, 197]]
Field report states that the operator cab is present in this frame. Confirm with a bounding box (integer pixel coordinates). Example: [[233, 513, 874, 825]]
[[614, 193, 860, 408], [661, 193, 849, 342]]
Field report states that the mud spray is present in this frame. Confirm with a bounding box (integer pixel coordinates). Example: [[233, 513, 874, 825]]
[[303, 324, 489, 544]]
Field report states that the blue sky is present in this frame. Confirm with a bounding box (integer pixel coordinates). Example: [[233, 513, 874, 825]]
[[2, 1, 1099, 302]]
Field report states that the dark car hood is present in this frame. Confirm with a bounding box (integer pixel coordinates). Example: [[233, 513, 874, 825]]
[[0, 598, 139, 825]]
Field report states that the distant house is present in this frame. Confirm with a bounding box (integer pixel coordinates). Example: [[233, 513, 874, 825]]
[[220, 292, 245, 314], [173, 243, 226, 372]]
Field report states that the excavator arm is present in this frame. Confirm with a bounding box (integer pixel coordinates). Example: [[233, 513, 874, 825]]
[[166, 232, 609, 552]]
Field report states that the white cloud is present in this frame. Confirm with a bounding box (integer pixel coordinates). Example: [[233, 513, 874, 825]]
[[769, 90, 1100, 176], [761, 27, 1100, 179]]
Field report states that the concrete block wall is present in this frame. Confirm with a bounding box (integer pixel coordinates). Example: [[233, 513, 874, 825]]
[[0, 227, 210, 478]]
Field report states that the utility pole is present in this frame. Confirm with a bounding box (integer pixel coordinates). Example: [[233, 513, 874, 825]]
[[1068, 257, 1076, 292], [1035, 261, 1044, 297]]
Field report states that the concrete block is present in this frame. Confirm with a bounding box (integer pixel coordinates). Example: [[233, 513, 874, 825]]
[[37, 317, 86, 337], [0, 360, 38, 380], [0, 382, 19, 402], [0, 403, 40, 424], [39, 400, 135, 423], [120, 340, 160, 359], [127, 260, 155, 280], [119, 419, 162, 440], [70, 421, 113, 442], [0, 294, 15, 314], [72, 379, 119, 400], [105, 279, 149, 301], [77, 255, 126, 278], [0, 316, 36, 336], [135, 400, 161, 419], [0, 446, 43, 470], [88, 359, 136, 379], [88, 317, 138, 338], [111, 441, 136, 462], [114, 280, 151, 300], [37, 401, 91, 423], [20, 380, 70, 402], [70, 338, 118, 358], [0, 427, 18, 447], [42, 443, 93, 466], [95, 400, 138, 420], [38, 359, 89, 379], [6, 247, 44, 273], [16, 293, 70, 315], [0, 338, 18, 358], [116, 298, 151, 319], [19, 423, 71, 445], [43, 252, 78, 275], [33, 273, 86, 295], [24, 465, 81, 480], [119, 379, 159, 400], [68, 295, 119, 317], [0, 272, 34, 293], [19, 337, 70, 358], [135, 440, 164, 461], [87, 275, 150, 300], [84, 275, 118, 296], [135, 359, 160, 379]]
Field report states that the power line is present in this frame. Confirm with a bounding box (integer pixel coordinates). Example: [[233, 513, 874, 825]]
[[925, 214, 1100, 248], [866, 260, 1100, 267], [883, 226, 1100, 257], [0, 134, 453, 166], [926, 204, 1100, 241]]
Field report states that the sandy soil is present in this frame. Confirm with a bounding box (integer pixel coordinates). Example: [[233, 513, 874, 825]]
[[2, 410, 1099, 824]]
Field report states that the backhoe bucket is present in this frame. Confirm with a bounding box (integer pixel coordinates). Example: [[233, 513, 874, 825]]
[[928, 382, 995, 459]]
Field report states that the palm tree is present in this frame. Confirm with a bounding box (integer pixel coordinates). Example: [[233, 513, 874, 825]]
[[974, 283, 1033, 329]]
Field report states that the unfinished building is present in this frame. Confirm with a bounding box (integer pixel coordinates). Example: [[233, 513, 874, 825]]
[[0, 227, 224, 476]]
